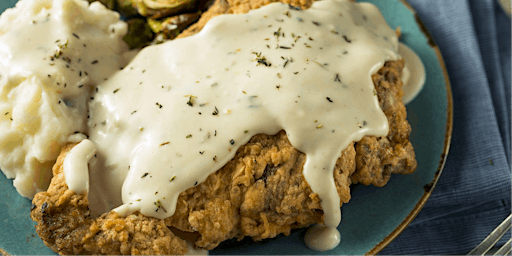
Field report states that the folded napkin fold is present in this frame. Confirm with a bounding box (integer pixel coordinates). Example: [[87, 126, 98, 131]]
[[381, 0, 511, 254]]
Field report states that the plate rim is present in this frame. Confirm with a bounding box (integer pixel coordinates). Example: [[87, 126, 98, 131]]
[[366, 0, 454, 254]]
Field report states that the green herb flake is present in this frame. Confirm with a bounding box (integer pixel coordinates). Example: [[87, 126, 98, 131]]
[[154, 200, 167, 213], [273, 27, 282, 40], [289, 4, 300, 10], [283, 57, 293, 68], [186, 95, 196, 107], [53, 39, 68, 59], [335, 73, 341, 82], [252, 52, 272, 67]]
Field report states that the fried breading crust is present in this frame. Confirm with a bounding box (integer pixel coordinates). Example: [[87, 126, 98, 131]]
[[30, 143, 188, 255], [352, 60, 417, 187], [165, 132, 356, 249], [30, 0, 417, 254]]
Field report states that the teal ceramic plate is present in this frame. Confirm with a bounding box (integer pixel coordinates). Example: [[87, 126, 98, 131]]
[[0, 0, 452, 254]]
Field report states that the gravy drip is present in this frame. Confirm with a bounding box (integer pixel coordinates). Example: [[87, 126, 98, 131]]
[[63, 139, 97, 195], [304, 224, 341, 252], [399, 43, 425, 104], [87, 0, 400, 234]]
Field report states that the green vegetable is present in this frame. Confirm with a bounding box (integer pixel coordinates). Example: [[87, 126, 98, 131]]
[[148, 12, 200, 41], [132, 0, 197, 19], [123, 18, 155, 49], [117, 0, 139, 17]]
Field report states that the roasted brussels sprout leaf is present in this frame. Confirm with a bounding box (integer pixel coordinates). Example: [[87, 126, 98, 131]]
[[124, 18, 155, 49], [133, 0, 197, 19], [196, 0, 215, 12], [117, 0, 139, 17], [87, 0, 207, 47], [148, 12, 200, 40]]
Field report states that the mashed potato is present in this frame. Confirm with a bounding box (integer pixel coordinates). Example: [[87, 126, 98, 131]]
[[0, 0, 131, 198]]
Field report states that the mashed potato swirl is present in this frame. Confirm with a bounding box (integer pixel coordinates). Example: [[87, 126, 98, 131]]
[[0, 0, 131, 198]]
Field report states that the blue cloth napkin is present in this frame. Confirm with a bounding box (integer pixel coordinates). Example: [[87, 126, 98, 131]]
[[381, 0, 512, 254]]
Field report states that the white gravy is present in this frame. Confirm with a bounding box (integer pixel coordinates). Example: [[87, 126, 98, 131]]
[[399, 43, 425, 104], [63, 139, 96, 194], [304, 224, 341, 252], [186, 242, 209, 255]]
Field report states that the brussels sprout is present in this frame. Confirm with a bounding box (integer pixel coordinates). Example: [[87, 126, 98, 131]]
[[117, 0, 139, 17], [148, 12, 200, 44], [196, 0, 215, 12], [123, 18, 155, 49], [148, 12, 200, 37], [147, 18, 164, 34], [87, 0, 116, 9], [132, 0, 197, 19]]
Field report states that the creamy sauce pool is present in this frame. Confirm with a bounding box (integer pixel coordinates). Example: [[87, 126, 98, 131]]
[[304, 224, 341, 251]]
